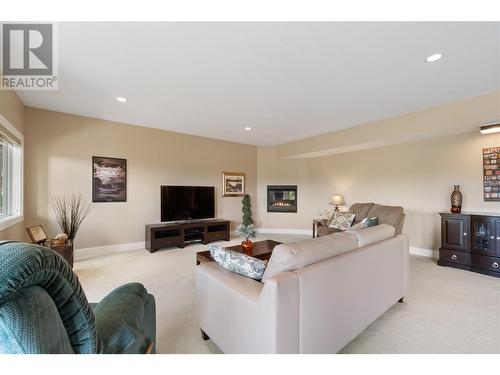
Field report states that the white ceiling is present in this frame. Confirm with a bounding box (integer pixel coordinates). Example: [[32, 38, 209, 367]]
[[16, 22, 500, 146]]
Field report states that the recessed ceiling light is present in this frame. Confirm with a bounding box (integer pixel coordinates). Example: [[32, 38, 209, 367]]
[[244, 126, 252, 131], [116, 96, 127, 102], [426, 53, 443, 63]]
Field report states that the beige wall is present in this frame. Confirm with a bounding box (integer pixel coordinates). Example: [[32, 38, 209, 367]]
[[0, 90, 26, 241], [24, 107, 257, 249], [3, 89, 500, 252], [256, 146, 310, 230]]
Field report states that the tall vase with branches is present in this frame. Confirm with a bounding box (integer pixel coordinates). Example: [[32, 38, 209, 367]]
[[49, 193, 92, 243]]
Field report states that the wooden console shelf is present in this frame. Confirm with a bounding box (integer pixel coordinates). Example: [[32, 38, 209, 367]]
[[145, 219, 230, 253]]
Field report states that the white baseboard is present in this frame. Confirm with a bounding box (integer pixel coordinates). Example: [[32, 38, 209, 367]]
[[257, 228, 313, 236], [409, 246, 438, 259], [75, 241, 145, 261]]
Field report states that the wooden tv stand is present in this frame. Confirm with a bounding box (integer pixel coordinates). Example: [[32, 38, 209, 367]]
[[145, 219, 230, 253]]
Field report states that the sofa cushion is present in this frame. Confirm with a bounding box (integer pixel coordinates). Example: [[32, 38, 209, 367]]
[[366, 204, 403, 228], [261, 231, 358, 282], [209, 245, 267, 280], [346, 224, 395, 247], [350, 216, 379, 230], [350, 221, 367, 230], [347, 203, 375, 224], [328, 212, 356, 230], [317, 225, 342, 237]]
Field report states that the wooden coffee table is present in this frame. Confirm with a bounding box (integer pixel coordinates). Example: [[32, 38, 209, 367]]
[[196, 239, 282, 265]]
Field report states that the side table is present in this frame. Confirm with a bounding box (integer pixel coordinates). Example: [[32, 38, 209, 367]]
[[49, 242, 74, 268], [312, 219, 324, 238]]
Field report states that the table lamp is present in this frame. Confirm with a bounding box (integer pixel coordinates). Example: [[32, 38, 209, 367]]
[[330, 194, 344, 212]]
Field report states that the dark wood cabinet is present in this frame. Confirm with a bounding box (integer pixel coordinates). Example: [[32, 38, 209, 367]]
[[439, 212, 500, 277], [145, 219, 230, 253]]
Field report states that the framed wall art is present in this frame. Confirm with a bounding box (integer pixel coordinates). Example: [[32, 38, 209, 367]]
[[92, 156, 127, 202], [222, 172, 245, 197], [483, 147, 500, 201], [26, 225, 48, 245]]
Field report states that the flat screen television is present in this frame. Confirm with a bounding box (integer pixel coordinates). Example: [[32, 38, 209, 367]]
[[161, 186, 215, 222]]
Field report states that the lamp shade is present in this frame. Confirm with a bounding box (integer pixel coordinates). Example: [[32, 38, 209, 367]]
[[330, 194, 344, 206]]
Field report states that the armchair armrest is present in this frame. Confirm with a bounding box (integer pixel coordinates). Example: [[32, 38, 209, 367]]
[[93, 283, 156, 354]]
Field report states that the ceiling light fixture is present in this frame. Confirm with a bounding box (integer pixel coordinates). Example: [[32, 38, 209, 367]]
[[426, 53, 443, 63], [480, 123, 500, 135], [116, 97, 127, 103], [244, 126, 252, 131]]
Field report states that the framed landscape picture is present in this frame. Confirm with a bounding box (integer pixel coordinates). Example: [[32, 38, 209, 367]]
[[222, 171, 245, 197], [92, 156, 127, 202]]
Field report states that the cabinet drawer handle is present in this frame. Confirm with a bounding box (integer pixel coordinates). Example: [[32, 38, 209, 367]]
[[451, 254, 458, 260], [491, 236, 495, 239], [493, 262, 499, 269], [496, 237, 500, 240], [463, 232, 467, 236]]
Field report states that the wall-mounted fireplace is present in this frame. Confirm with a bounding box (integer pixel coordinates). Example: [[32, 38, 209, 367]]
[[267, 185, 297, 213]]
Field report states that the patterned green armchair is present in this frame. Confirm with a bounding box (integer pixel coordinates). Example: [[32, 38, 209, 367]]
[[0, 241, 156, 354]]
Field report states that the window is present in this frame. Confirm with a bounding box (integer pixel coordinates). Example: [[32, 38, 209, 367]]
[[0, 114, 23, 230]]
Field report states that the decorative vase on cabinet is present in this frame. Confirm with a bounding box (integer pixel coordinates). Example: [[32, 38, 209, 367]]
[[450, 185, 462, 214]]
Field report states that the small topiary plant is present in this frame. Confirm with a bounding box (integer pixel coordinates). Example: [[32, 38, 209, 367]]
[[241, 194, 254, 226]]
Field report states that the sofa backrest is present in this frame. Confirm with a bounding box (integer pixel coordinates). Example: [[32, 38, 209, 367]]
[[0, 241, 97, 354], [261, 231, 358, 282], [346, 224, 395, 247], [262, 224, 397, 283], [347, 203, 375, 224], [366, 204, 405, 234]]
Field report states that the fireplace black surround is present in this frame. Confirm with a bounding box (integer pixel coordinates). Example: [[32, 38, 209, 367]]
[[267, 185, 297, 213]]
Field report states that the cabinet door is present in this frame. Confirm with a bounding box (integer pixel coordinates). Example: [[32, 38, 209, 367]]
[[472, 217, 496, 256], [441, 216, 469, 251], [496, 220, 500, 257]]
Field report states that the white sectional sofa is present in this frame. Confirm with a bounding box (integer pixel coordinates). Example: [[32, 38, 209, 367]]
[[195, 224, 409, 353]]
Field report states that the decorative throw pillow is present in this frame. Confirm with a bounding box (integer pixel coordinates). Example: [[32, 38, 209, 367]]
[[350, 217, 378, 231], [364, 216, 379, 227], [209, 245, 267, 280], [328, 212, 356, 231]]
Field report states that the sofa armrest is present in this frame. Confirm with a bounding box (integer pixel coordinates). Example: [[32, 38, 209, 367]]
[[93, 283, 156, 354], [395, 213, 405, 235], [195, 263, 299, 353], [196, 262, 264, 302]]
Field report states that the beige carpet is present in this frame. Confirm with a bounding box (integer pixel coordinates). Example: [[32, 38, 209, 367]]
[[75, 234, 500, 354]]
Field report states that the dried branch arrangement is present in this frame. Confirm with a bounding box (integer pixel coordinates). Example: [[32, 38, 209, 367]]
[[49, 193, 92, 240]]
